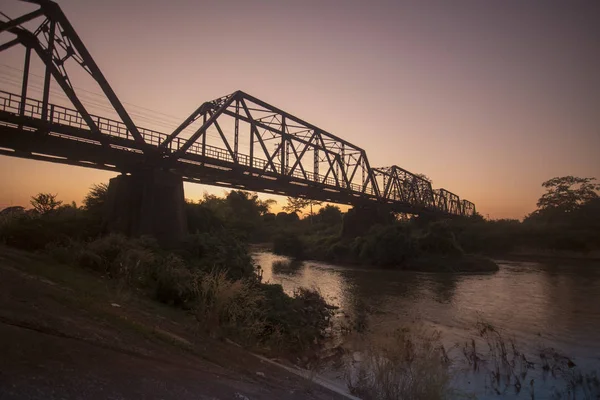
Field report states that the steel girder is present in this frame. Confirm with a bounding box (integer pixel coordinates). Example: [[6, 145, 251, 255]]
[[161, 91, 380, 198], [0, 0, 150, 151]]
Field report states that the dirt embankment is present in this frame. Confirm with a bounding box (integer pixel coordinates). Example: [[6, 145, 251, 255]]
[[0, 246, 347, 400]]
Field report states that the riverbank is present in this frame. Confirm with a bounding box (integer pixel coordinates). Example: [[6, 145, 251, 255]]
[[0, 245, 348, 399]]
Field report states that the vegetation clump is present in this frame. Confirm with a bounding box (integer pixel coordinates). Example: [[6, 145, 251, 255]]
[[0, 186, 335, 355]]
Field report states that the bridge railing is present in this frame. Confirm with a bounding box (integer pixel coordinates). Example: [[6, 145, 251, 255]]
[[169, 135, 371, 194], [0, 90, 373, 196]]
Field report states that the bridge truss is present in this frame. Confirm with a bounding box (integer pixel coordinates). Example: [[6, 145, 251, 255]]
[[0, 0, 475, 217]]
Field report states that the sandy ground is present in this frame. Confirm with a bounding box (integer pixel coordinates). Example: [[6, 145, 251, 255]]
[[0, 246, 348, 400]]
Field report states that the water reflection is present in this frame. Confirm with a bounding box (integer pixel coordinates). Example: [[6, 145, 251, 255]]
[[253, 251, 600, 373]]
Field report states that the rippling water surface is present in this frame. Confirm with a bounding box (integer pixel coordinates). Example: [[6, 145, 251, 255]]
[[253, 252, 600, 398]]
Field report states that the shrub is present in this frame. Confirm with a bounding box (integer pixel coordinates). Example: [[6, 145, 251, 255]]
[[259, 284, 336, 352], [0, 209, 101, 251], [152, 254, 198, 307], [178, 232, 256, 280], [355, 224, 419, 267], [273, 233, 306, 259], [192, 270, 265, 339], [417, 220, 463, 256]]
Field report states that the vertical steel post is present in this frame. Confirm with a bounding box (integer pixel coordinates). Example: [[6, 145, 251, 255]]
[[286, 141, 290, 175], [234, 99, 239, 163], [249, 123, 254, 169], [19, 46, 32, 118], [362, 162, 365, 192], [340, 143, 345, 188], [280, 116, 286, 175], [41, 19, 56, 122], [314, 148, 319, 182], [201, 112, 206, 160]]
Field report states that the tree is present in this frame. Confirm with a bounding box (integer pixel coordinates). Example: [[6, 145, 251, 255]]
[[283, 197, 322, 218], [536, 176, 599, 213], [83, 183, 108, 214], [30, 193, 62, 214], [316, 204, 343, 225], [198, 190, 276, 237]]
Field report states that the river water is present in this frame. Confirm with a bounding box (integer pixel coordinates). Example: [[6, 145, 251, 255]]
[[252, 252, 600, 399]]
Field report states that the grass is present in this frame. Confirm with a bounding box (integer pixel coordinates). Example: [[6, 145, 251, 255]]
[[343, 319, 600, 400], [345, 326, 455, 400]]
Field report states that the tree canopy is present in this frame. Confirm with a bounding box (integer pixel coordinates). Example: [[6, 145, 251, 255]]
[[536, 176, 599, 213], [83, 183, 108, 215], [30, 193, 62, 214], [282, 197, 322, 216]]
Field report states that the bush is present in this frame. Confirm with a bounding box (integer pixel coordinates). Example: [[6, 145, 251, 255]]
[[0, 209, 101, 251], [417, 220, 463, 256], [192, 270, 265, 339], [355, 224, 419, 267], [260, 284, 336, 352], [273, 233, 306, 259], [178, 231, 256, 280]]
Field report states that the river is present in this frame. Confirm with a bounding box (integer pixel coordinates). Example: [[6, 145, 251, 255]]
[[252, 252, 600, 399]]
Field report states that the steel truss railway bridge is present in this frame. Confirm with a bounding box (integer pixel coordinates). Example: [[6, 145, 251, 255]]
[[1, 0, 475, 241]]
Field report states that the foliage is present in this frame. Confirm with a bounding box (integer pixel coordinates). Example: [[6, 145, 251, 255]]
[[192, 269, 265, 339], [40, 230, 334, 352], [353, 224, 419, 267], [191, 190, 275, 240], [82, 183, 108, 215], [178, 231, 256, 280], [0, 206, 101, 251], [315, 204, 343, 225], [536, 176, 599, 214], [417, 220, 464, 256], [259, 284, 336, 352], [30, 193, 62, 214], [273, 232, 306, 259], [283, 196, 322, 217]]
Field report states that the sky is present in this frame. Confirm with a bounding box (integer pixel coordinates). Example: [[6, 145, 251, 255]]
[[0, 0, 599, 219]]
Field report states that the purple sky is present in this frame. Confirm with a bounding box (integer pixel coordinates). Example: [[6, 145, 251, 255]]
[[1, 0, 599, 218]]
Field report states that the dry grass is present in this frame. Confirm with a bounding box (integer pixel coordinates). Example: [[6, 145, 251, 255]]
[[192, 269, 265, 340], [345, 326, 455, 400], [459, 319, 600, 399]]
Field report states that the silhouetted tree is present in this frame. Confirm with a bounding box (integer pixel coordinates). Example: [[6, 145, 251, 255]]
[[316, 204, 343, 225], [283, 196, 322, 219], [83, 183, 108, 215], [30, 193, 62, 214], [283, 197, 310, 214], [536, 176, 599, 213], [195, 190, 275, 238]]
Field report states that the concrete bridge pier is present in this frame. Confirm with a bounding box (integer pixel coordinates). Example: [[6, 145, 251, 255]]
[[103, 170, 187, 245]]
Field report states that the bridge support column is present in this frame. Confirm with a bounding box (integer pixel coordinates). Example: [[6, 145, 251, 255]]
[[103, 170, 187, 245]]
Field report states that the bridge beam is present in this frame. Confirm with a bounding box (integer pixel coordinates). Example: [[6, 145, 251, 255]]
[[103, 170, 187, 245]]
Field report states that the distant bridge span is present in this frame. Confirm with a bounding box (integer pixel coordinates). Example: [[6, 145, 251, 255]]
[[0, 0, 475, 220]]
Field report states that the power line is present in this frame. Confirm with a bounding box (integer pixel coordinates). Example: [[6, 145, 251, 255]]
[[0, 67, 239, 144], [0, 64, 188, 122]]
